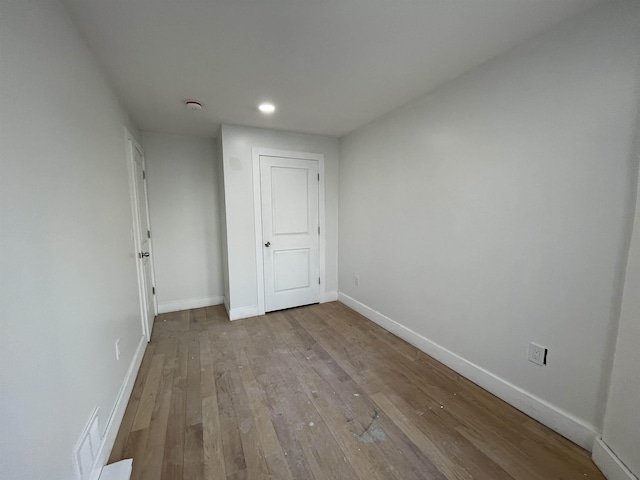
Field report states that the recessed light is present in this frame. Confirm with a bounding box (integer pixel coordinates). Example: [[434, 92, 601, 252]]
[[185, 100, 203, 111], [258, 102, 276, 114]]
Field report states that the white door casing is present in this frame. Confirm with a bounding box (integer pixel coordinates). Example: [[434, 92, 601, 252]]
[[252, 148, 326, 316], [261, 156, 319, 312], [126, 130, 157, 340]]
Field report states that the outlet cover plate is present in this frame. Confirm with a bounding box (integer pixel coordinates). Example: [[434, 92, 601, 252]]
[[528, 342, 547, 366]]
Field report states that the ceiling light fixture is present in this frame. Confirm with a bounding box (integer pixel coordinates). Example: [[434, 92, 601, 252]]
[[258, 102, 276, 114], [185, 100, 203, 111]]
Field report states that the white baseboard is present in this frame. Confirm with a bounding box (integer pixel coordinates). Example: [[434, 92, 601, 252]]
[[157, 295, 224, 314], [225, 292, 337, 321], [593, 437, 638, 480], [337, 292, 600, 451], [321, 290, 338, 303], [228, 304, 260, 321], [90, 335, 147, 480]]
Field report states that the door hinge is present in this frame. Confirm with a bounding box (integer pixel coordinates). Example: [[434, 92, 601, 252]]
[[152, 286, 155, 295], [318, 226, 320, 235], [317, 173, 320, 181], [147, 230, 151, 239], [142, 170, 146, 180], [318, 277, 321, 285]]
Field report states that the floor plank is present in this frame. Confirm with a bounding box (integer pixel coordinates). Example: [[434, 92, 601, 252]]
[[108, 302, 604, 480]]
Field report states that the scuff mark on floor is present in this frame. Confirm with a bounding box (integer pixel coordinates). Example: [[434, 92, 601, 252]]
[[354, 409, 386, 443]]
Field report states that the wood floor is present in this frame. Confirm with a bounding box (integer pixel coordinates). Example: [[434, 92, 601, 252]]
[[109, 302, 604, 480]]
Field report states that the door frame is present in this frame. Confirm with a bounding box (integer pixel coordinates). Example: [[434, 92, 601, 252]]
[[252, 147, 326, 316], [125, 128, 158, 340]]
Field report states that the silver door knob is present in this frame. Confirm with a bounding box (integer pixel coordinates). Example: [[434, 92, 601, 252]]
[[264, 241, 271, 247]]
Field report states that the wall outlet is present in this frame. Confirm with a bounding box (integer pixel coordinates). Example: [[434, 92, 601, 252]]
[[354, 273, 360, 286], [528, 342, 547, 366], [115, 338, 120, 361]]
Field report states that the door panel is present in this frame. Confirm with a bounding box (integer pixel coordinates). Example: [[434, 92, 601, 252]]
[[261, 156, 319, 312], [271, 167, 310, 234], [131, 142, 155, 339], [274, 249, 311, 292]]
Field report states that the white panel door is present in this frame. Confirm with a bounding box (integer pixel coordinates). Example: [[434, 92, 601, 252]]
[[261, 156, 320, 312], [130, 142, 156, 339]]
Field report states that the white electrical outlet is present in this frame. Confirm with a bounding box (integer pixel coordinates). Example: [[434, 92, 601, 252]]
[[115, 339, 120, 361], [528, 342, 547, 366], [354, 273, 360, 286]]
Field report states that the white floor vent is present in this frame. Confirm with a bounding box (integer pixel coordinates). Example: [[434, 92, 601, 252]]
[[73, 407, 102, 480]]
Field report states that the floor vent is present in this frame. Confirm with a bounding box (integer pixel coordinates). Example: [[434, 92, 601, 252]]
[[73, 408, 101, 480]]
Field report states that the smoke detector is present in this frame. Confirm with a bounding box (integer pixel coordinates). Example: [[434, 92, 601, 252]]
[[185, 100, 203, 111]]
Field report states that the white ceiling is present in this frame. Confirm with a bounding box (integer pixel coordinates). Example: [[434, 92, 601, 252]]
[[61, 0, 602, 138]]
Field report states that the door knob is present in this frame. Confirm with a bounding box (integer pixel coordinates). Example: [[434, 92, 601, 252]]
[[139, 252, 150, 258], [264, 241, 271, 247]]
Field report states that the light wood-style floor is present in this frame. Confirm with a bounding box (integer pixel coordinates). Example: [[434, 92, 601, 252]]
[[109, 302, 604, 480]]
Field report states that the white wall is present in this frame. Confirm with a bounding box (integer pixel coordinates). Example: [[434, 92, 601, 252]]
[[338, 0, 640, 449], [0, 0, 145, 479], [594, 160, 640, 478], [220, 125, 339, 316], [142, 133, 224, 312]]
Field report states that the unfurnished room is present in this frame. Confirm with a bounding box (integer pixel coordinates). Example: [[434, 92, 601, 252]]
[[1, 0, 639, 479]]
